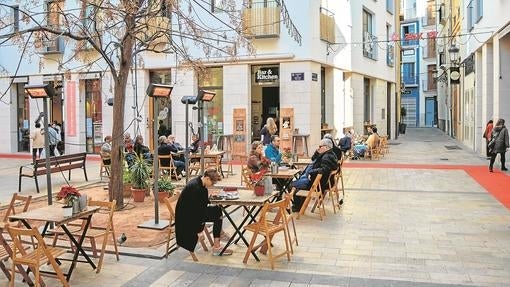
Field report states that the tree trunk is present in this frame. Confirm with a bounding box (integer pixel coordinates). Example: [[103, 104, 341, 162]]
[[109, 15, 136, 210]]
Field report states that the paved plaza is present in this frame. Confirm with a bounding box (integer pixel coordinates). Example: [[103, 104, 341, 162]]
[[1, 128, 510, 286]]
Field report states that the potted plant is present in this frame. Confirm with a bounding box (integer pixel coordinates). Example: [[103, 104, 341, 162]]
[[56, 185, 81, 217], [281, 147, 292, 164], [399, 106, 407, 134], [129, 153, 151, 202], [155, 177, 175, 202]]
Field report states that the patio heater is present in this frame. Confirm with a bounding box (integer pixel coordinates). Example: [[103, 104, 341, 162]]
[[197, 90, 216, 175], [138, 83, 173, 230], [24, 84, 54, 205]]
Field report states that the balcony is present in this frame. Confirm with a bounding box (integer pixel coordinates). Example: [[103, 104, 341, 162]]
[[402, 74, 418, 86], [422, 79, 437, 92], [242, 0, 280, 38], [320, 7, 335, 43], [363, 32, 378, 60]]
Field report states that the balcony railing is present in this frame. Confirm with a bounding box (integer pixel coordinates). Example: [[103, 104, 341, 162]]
[[422, 78, 437, 92], [320, 7, 335, 43], [402, 74, 418, 86], [242, 0, 280, 38], [40, 36, 64, 54], [363, 31, 378, 60]]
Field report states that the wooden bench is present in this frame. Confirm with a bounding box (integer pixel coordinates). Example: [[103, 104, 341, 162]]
[[18, 152, 88, 193]]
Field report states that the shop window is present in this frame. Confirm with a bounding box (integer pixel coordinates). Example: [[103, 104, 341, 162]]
[[199, 67, 223, 145], [84, 79, 102, 153], [17, 83, 30, 152]]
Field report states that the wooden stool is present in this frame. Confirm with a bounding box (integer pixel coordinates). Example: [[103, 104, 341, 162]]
[[292, 134, 309, 158]]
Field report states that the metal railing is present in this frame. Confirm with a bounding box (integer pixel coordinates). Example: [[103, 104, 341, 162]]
[[242, 0, 281, 38]]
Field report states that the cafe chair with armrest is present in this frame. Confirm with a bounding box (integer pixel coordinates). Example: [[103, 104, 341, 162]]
[[163, 194, 211, 261], [243, 199, 292, 269], [292, 174, 325, 220], [6, 224, 69, 287]]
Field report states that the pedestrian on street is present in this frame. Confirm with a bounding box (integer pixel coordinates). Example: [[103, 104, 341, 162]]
[[489, 118, 509, 172], [483, 120, 494, 158], [30, 122, 44, 162]]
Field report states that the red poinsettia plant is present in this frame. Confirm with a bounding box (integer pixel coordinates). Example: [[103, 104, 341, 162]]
[[260, 156, 271, 169], [250, 168, 268, 186], [57, 185, 81, 207]]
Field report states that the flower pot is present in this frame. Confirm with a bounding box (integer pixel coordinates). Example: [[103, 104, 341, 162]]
[[72, 200, 80, 214], [62, 206, 73, 217], [254, 185, 264, 196], [123, 183, 132, 198], [132, 188, 146, 202], [157, 192, 169, 203]]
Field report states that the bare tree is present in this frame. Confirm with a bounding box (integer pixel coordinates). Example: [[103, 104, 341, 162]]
[[0, 0, 252, 209]]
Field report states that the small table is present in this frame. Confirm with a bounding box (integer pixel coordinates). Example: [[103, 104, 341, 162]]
[[209, 190, 275, 260], [265, 168, 301, 197], [191, 151, 226, 177], [9, 205, 100, 281]]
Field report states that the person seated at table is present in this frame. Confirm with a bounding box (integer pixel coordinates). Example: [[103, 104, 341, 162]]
[[175, 169, 232, 256], [158, 136, 185, 178], [264, 135, 282, 164], [338, 131, 353, 157], [134, 135, 152, 160], [123, 133, 135, 166], [323, 133, 342, 160], [167, 134, 185, 161], [247, 141, 271, 173], [291, 139, 338, 212], [100, 135, 112, 165], [366, 127, 380, 150]]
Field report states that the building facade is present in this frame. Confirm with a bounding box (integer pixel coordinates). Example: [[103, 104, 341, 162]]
[[0, 0, 399, 156]]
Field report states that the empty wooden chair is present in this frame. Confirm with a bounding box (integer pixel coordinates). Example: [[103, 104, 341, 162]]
[[99, 155, 111, 180], [7, 224, 69, 287], [325, 169, 340, 213], [3, 194, 32, 223], [292, 174, 325, 220], [162, 194, 211, 261], [158, 154, 180, 180], [243, 199, 291, 269], [79, 199, 119, 273], [283, 193, 298, 251]]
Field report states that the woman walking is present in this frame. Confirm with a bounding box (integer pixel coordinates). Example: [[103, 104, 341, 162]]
[[489, 119, 509, 172], [260, 117, 278, 145], [483, 120, 494, 158]]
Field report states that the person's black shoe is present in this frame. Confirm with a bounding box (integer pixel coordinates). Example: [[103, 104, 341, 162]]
[[502, 167, 508, 171], [291, 206, 300, 213], [489, 167, 493, 172]]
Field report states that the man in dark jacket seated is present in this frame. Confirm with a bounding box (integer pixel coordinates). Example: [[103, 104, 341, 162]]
[[175, 169, 232, 256], [158, 136, 185, 177], [291, 139, 338, 212]]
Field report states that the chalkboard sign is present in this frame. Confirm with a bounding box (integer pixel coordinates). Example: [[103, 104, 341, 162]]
[[291, 73, 304, 81]]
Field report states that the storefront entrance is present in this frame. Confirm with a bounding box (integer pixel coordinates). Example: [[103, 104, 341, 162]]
[[251, 65, 279, 141]]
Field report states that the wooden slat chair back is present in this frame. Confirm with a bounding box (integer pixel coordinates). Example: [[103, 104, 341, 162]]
[[7, 224, 69, 287], [242, 199, 291, 269], [80, 199, 119, 273], [99, 155, 111, 180], [379, 135, 389, 155], [3, 194, 32, 223], [162, 194, 210, 261], [241, 166, 254, 189], [325, 169, 340, 214], [293, 174, 325, 220], [283, 193, 298, 251], [158, 154, 180, 180]]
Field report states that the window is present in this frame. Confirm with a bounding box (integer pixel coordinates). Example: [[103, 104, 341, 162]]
[[401, 23, 417, 46], [150, 70, 172, 136], [363, 9, 377, 59], [46, 1, 62, 28], [198, 67, 224, 144], [386, 24, 394, 66], [475, 0, 483, 22], [425, 37, 436, 58], [402, 63, 416, 85], [386, 0, 394, 14], [467, 1, 473, 31], [12, 5, 19, 32], [84, 79, 102, 154], [426, 0, 435, 26], [427, 64, 437, 91]]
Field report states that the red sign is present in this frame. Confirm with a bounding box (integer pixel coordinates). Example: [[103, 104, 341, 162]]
[[66, 81, 76, 136], [404, 31, 438, 41]]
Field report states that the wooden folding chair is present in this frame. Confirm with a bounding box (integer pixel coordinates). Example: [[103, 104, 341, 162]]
[[293, 174, 325, 220], [78, 199, 119, 273], [241, 165, 254, 189], [3, 194, 32, 223], [243, 199, 291, 269], [283, 193, 298, 251], [162, 194, 211, 261], [325, 169, 340, 213], [7, 224, 69, 287], [158, 154, 180, 180], [99, 155, 111, 180]]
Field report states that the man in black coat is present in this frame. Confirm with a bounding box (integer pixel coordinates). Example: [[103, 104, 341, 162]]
[[175, 169, 232, 256], [292, 139, 338, 211]]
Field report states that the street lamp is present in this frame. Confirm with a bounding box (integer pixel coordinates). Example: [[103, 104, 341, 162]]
[[25, 84, 54, 205], [138, 83, 173, 230]]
